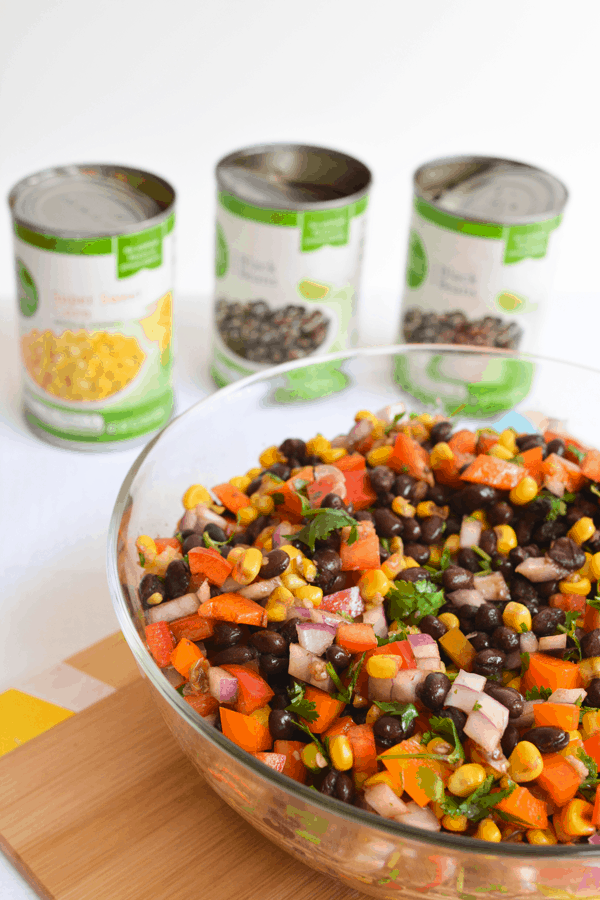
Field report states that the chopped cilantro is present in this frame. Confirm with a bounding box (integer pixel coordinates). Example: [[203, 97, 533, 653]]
[[590, 484, 600, 500], [524, 686, 552, 701], [295, 507, 359, 552], [384, 412, 405, 434], [540, 490, 576, 522], [441, 775, 515, 822], [326, 653, 366, 704], [380, 537, 391, 554], [138, 551, 146, 567], [387, 578, 445, 626], [175, 683, 186, 696], [203, 531, 232, 551], [175, 531, 184, 544], [425, 546, 453, 582], [520, 652, 530, 677], [286, 681, 318, 723], [449, 403, 466, 418], [272, 492, 285, 506], [568, 444, 586, 463], [519, 623, 529, 633], [473, 545, 493, 574], [577, 748, 600, 801], [473, 701, 482, 712], [587, 593, 600, 612], [422, 715, 465, 765], [558, 610, 582, 661], [294, 719, 329, 760], [377, 631, 406, 647], [373, 701, 419, 734], [510, 454, 525, 466]]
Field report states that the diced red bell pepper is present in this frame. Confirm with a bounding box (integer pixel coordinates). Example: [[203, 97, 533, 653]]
[[221, 664, 274, 715], [145, 621, 176, 668], [169, 614, 215, 643], [154, 537, 182, 553], [542, 454, 586, 493], [212, 483, 250, 514], [460, 455, 523, 490], [336, 623, 378, 654], [184, 691, 219, 717], [197, 592, 267, 627], [320, 586, 364, 618], [372, 639, 416, 669], [342, 469, 378, 511], [340, 520, 380, 571], [220, 707, 272, 752], [273, 740, 308, 783], [387, 433, 432, 480], [448, 429, 477, 456], [307, 474, 342, 507], [187, 546, 233, 586], [300, 687, 345, 733], [332, 452, 366, 473], [252, 752, 287, 773]]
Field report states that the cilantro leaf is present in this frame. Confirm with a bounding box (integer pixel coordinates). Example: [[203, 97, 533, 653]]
[[540, 490, 576, 522], [175, 531, 184, 545], [473, 545, 493, 574], [138, 551, 146, 567], [587, 593, 600, 612], [326, 653, 366, 704], [558, 611, 582, 661], [387, 578, 445, 626], [286, 681, 318, 723], [473, 701, 482, 712], [520, 652, 530, 677], [294, 507, 359, 553], [384, 412, 405, 434], [590, 484, 600, 500], [510, 454, 525, 466], [425, 546, 453, 582], [202, 531, 232, 551], [568, 444, 586, 463], [422, 715, 465, 765], [294, 719, 329, 760], [373, 701, 419, 735], [525, 686, 552, 701], [377, 630, 407, 647], [442, 775, 515, 823], [577, 748, 600, 801], [272, 492, 285, 506]]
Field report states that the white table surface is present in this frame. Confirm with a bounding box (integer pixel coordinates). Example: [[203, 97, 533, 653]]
[[0, 289, 598, 898]]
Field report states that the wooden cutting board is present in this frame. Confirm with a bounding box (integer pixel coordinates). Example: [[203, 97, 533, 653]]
[[0, 635, 366, 900]]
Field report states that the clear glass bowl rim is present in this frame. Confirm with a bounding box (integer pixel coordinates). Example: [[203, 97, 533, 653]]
[[107, 342, 600, 859]]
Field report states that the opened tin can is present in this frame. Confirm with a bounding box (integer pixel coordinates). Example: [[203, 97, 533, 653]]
[[9, 164, 175, 450], [211, 143, 371, 389]]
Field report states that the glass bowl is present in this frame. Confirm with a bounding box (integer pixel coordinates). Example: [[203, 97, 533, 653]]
[[107, 345, 600, 900]]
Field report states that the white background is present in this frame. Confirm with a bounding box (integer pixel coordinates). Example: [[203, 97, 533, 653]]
[[1, 3, 600, 897]]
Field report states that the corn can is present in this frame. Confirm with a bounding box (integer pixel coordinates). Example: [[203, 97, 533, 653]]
[[9, 164, 175, 449], [211, 144, 371, 391]]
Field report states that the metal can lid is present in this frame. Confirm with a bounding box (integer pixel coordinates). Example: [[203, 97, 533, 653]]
[[414, 156, 568, 225], [9, 164, 175, 238], [216, 143, 371, 211]]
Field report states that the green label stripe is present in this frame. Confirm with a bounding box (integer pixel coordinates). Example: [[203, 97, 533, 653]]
[[415, 199, 504, 238], [14, 213, 175, 256], [219, 192, 369, 227]]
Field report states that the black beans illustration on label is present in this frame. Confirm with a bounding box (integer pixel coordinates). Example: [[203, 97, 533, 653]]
[[216, 299, 330, 364], [402, 307, 523, 350]]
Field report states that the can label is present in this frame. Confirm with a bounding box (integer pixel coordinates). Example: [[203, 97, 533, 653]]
[[211, 192, 367, 386], [401, 198, 562, 352], [14, 215, 174, 444]]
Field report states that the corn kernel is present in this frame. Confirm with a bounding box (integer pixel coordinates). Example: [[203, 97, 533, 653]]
[[509, 476, 539, 506], [475, 819, 502, 842], [182, 484, 211, 509], [301, 742, 323, 772], [430, 442, 454, 468], [392, 496, 416, 517], [503, 601, 532, 633], [427, 545, 442, 568], [494, 524, 518, 555], [329, 735, 354, 771], [559, 576, 591, 596], [442, 814, 468, 832], [136, 535, 157, 563], [282, 573, 307, 591], [579, 656, 600, 686], [146, 591, 163, 606], [560, 799, 595, 837], [366, 655, 399, 679], [488, 443, 514, 460], [259, 445, 285, 468], [443, 534, 461, 554], [358, 569, 393, 601], [246, 467, 262, 479], [265, 600, 288, 622], [426, 737, 453, 757], [298, 557, 317, 582], [294, 585, 323, 607], [416, 501, 435, 518], [590, 552, 600, 582], [568, 516, 596, 546], [237, 505, 259, 526], [320, 447, 347, 464], [448, 764, 487, 797], [306, 434, 330, 456], [506, 676, 522, 691], [269, 585, 294, 604], [365, 704, 385, 726], [229, 475, 251, 491], [508, 741, 544, 783], [255, 525, 276, 550], [470, 509, 489, 528], [367, 445, 394, 467], [498, 429, 518, 454], [581, 710, 600, 741], [579, 552, 595, 581], [363, 771, 403, 795], [390, 536, 404, 554], [439, 612, 460, 630], [279, 543, 302, 561], [381, 551, 404, 579], [227, 545, 245, 565], [401, 556, 418, 569], [232, 547, 263, 585], [250, 493, 275, 515], [527, 827, 557, 846], [354, 410, 374, 422]]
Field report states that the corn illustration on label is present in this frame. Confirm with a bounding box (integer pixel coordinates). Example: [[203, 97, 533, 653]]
[[14, 215, 174, 445]]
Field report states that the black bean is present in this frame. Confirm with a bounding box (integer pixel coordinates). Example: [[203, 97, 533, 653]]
[[472, 648, 506, 677], [379, 544, 391, 564], [269, 709, 297, 741], [586, 678, 600, 707], [457, 548, 480, 573], [484, 682, 524, 718], [516, 433, 546, 451], [314, 532, 341, 553], [430, 421, 453, 444], [270, 693, 289, 710], [582, 629, 600, 659], [519, 596, 540, 618], [334, 772, 355, 803], [181, 534, 203, 555], [521, 726, 569, 753], [246, 477, 264, 496], [509, 546, 530, 568], [533, 520, 567, 546], [373, 491, 394, 509], [460, 484, 500, 512], [209, 584, 223, 598], [537, 580, 559, 600], [511, 576, 539, 603], [259, 549, 290, 580], [211, 645, 258, 666], [420, 515, 444, 545], [260, 654, 289, 677], [211, 621, 244, 647], [409, 481, 429, 504], [249, 630, 288, 656], [320, 492, 345, 510], [373, 508, 404, 538], [419, 615, 447, 640], [526, 496, 553, 521], [548, 537, 586, 572], [398, 566, 430, 583], [320, 770, 339, 796], [203, 523, 227, 543], [443, 565, 475, 592], [491, 626, 520, 653], [441, 706, 467, 739], [474, 604, 503, 633], [369, 466, 396, 493], [546, 438, 565, 457], [492, 555, 513, 583], [394, 474, 415, 498], [515, 517, 534, 546], [501, 724, 520, 758], [350, 706, 369, 725], [479, 529, 498, 556], [326, 645, 352, 670], [444, 514, 461, 536], [404, 542, 430, 565], [428, 484, 450, 506], [328, 573, 348, 593], [164, 559, 190, 599], [401, 517, 422, 542], [417, 673, 451, 711], [313, 549, 342, 579], [280, 618, 301, 644], [373, 716, 408, 747], [245, 515, 272, 544], [488, 502, 514, 526], [458, 604, 478, 623], [279, 438, 307, 460], [138, 573, 166, 605], [354, 510, 374, 524], [532, 607, 565, 637], [469, 632, 491, 652]]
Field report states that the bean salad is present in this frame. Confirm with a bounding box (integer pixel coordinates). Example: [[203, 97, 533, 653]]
[[137, 407, 600, 844]]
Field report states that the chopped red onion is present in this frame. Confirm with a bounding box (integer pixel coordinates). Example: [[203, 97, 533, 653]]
[[454, 670, 487, 692], [460, 516, 483, 549], [544, 476, 565, 498], [348, 418, 373, 448], [463, 710, 502, 752], [363, 605, 388, 638], [368, 675, 395, 702], [549, 688, 587, 704], [364, 782, 408, 818], [208, 666, 239, 703], [288, 643, 334, 692], [272, 523, 298, 549], [473, 571, 510, 601], [394, 802, 441, 831], [309, 608, 350, 627], [196, 579, 210, 603], [285, 605, 314, 621], [221, 575, 245, 593], [476, 692, 509, 732], [539, 634, 568, 652], [313, 465, 347, 500], [238, 577, 282, 599], [448, 589, 486, 609], [147, 592, 201, 624], [515, 557, 570, 583], [520, 631, 539, 654], [416, 658, 446, 673], [589, 833, 600, 845], [195, 503, 228, 529], [565, 753, 588, 782], [408, 633, 440, 659], [180, 509, 198, 531], [446, 684, 482, 714], [296, 622, 337, 656], [375, 402, 406, 425], [391, 668, 426, 703]]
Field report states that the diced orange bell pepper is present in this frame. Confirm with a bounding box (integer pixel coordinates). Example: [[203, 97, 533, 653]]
[[220, 707, 272, 752], [495, 785, 548, 830], [273, 740, 308, 783], [342, 469, 378, 511], [221, 664, 274, 715], [340, 520, 380, 571], [438, 629, 476, 670], [252, 752, 286, 773], [584, 732, 600, 768], [536, 753, 581, 808], [212, 483, 250, 514], [542, 454, 586, 493], [197, 592, 267, 627], [549, 593, 586, 614], [323, 715, 354, 739], [593, 785, 600, 827], [154, 537, 182, 553], [184, 691, 219, 717], [301, 686, 345, 734], [336, 623, 378, 654], [170, 638, 205, 679], [460, 455, 523, 490], [348, 724, 378, 782], [145, 621, 176, 668], [169, 614, 215, 643], [520, 446, 544, 485], [581, 449, 600, 483], [476, 431, 500, 455], [381, 738, 445, 808], [387, 433, 432, 480], [533, 702, 580, 732], [448, 429, 477, 456], [187, 546, 233, 586], [277, 467, 315, 518], [432, 450, 474, 489], [585, 603, 600, 633], [332, 452, 366, 473], [521, 653, 583, 693]]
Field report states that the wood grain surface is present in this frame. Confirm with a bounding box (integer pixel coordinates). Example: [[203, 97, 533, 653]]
[[0, 636, 365, 900]]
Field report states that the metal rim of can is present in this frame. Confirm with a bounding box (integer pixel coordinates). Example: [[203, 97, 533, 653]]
[[413, 154, 568, 226], [215, 142, 372, 211], [8, 162, 176, 239]]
